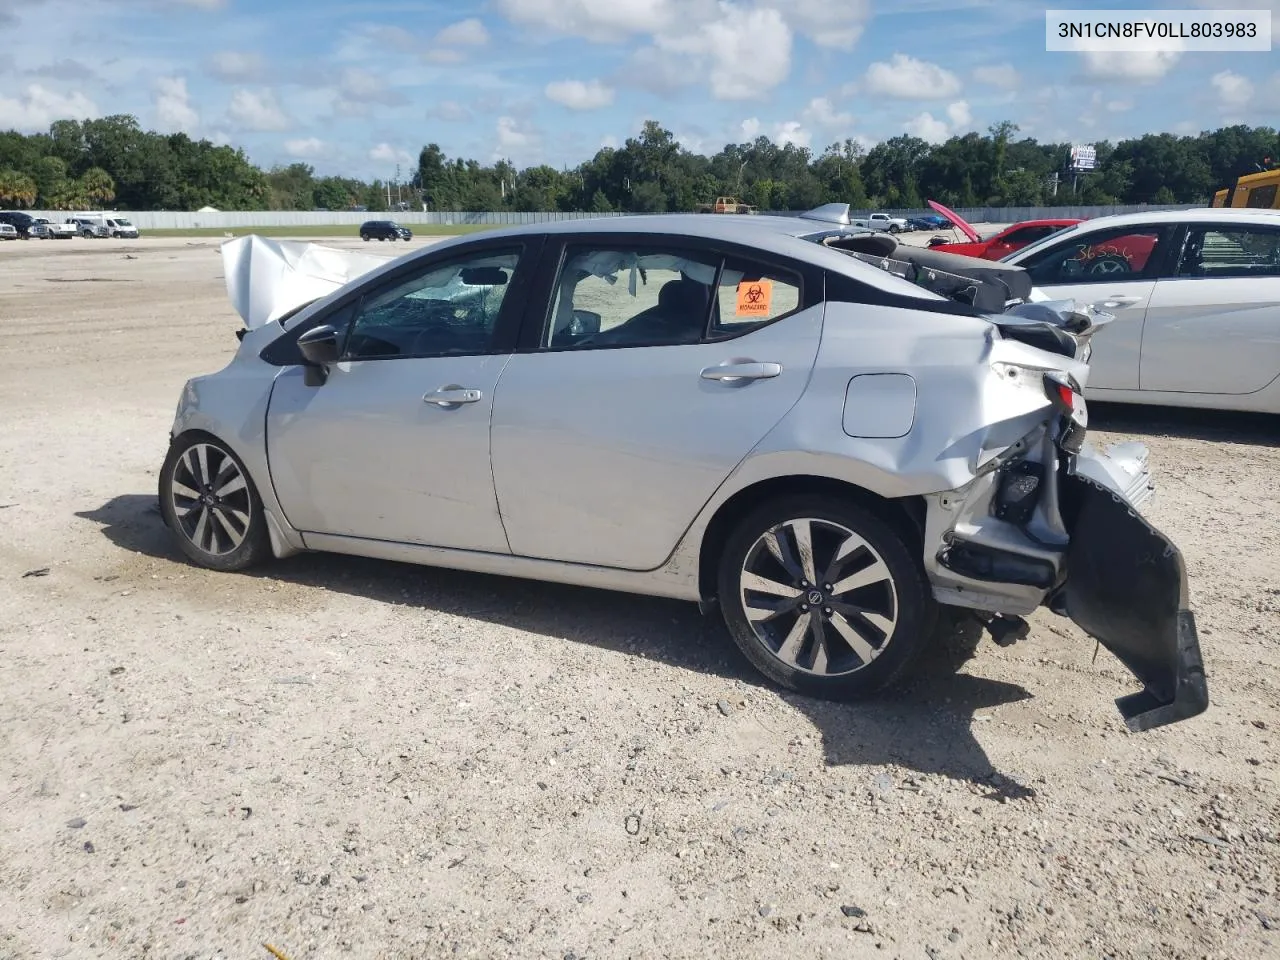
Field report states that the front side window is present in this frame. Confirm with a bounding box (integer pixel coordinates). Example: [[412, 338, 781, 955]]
[[543, 246, 721, 349], [1244, 184, 1278, 209], [342, 248, 521, 360], [1176, 225, 1280, 278], [1019, 226, 1168, 285]]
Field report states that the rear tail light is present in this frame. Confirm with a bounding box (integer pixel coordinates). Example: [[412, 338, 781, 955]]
[[1043, 372, 1081, 414]]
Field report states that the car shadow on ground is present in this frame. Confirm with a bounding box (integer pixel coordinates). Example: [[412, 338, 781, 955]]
[[1088, 401, 1278, 444], [78, 494, 1036, 799]]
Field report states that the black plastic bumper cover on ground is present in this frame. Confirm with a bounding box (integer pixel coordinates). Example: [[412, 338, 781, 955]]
[[1060, 474, 1210, 733]]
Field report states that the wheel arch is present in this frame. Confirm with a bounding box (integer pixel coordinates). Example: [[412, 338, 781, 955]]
[[696, 474, 926, 605]]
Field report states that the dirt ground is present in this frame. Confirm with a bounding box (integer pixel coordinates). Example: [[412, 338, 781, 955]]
[[1, 234, 1278, 960]]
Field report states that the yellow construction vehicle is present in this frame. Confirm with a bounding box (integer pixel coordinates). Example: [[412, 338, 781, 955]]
[[1210, 166, 1280, 209], [695, 196, 758, 214]]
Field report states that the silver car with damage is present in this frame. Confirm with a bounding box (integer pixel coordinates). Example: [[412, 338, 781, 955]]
[[158, 207, 1209, 733]]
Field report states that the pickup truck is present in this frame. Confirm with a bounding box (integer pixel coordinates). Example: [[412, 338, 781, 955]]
[[29, 217, 77, 239], [849, 212, 910, 233]]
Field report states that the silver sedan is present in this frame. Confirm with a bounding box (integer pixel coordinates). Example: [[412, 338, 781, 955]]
[[158, 209, 1209, 733]]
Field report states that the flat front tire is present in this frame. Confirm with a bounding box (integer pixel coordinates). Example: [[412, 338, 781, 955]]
[[159, 432, 271, 572], [717, 494, 936, 700]]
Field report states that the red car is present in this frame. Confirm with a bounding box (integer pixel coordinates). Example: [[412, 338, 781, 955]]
[[925, 200, 1082, 260]]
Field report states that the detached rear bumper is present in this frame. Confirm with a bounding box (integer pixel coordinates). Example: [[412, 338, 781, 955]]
[[1058, 473, 1209, 732]]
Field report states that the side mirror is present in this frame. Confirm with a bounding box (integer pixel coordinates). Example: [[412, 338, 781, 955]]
[[297, 324, 340, 385]]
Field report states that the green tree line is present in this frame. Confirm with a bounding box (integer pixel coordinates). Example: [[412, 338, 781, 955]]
[[2, 114, 1277, 213]]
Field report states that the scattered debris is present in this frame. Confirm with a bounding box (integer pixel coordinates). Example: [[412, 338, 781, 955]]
[[624, 815, 641, 836], [83, 841, 95, 853], [119, 803, 138, 812], [263, 946, 292, 960], [716, 699, 732, 717], [840, 905, 867, 919], [66, 818, 87, 829], [1157, 773, 1195, 789], [109, 666, 126, 677], [22, 568, 50, 578], [1191, 834, 1230, 848]]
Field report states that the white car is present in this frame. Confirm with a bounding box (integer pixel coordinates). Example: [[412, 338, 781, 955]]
[[0, 223, 17, 241], [1001, 208, 1280, 415], [850, 212, 909, 234]]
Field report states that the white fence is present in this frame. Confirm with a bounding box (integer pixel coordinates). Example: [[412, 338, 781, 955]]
[[23, 203, 1205, 231]]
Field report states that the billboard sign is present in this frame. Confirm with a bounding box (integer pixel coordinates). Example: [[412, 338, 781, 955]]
[[1070, 144, 1097, 171]]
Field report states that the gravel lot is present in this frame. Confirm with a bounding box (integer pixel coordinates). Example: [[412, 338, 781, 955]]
[[1, 234, 1278, 960]]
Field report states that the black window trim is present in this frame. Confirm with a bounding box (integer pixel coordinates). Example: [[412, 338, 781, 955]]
[[512, 231, 822, 354]]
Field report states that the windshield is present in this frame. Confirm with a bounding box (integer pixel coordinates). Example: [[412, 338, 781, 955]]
[[113, 219, 133, 226]]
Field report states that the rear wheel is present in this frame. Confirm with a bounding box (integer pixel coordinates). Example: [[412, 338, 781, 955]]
[[717, 495, 936, 700], [159, 433, 271, 572], [361, 233, 370, 241]]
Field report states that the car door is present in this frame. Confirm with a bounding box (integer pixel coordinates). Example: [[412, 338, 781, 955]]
[[265, 238, 540, 553], [1140, 221, 1280, 395], [1010, 223, 1177, 391], [489, 237, 825, 570]]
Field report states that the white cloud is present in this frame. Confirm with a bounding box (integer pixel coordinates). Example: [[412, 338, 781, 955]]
[[369, 142, 413, 164], [865, 53, 962, 99], [782, 0, 870, 49], [227, 88, 291, 131], [656, 6, 792, 100], [904, 97, 972, 143], [904, 111, 950, 143], [1107, 98, 1134, 113], [945, 100, 972, 128], [545, 78, 615, 110], [773, 120, 811, 149], [285, 137, 327, 158], [154, 75, 198, 132], [495, 115, 541, 158], [600, 134, 619, 149], [802, 97, 853, 130], [971, 63, 1019, 89], [738, 116, 813, 148], [426, 17, 491, 61], [1211, 70, 1254, 106], [493, 0, 679, 42], [207, 50, 264, 82], [0, 84, 98, 132], [1080, 48, 1180, 82]]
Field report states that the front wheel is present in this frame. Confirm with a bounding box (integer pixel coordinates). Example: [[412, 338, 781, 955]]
[[717, 495, 936, 700], [159, 433, 271, 572]]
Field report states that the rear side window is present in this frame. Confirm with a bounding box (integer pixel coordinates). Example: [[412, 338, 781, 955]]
[[709, 258, 803, 339], [1176, 225, 1280, 278]]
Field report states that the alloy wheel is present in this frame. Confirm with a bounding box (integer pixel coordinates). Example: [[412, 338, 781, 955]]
[[739, 517, 899, 677], [168, 443, 252, 556]]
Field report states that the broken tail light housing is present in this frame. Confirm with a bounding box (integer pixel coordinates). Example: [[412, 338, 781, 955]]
[[1044, 371, 1087, 453]]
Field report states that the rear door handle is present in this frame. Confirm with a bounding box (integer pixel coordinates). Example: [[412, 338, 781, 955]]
[[1096, 295, 1141, 308], [424, 386, 483, 406], [700, 361, 782, 383]]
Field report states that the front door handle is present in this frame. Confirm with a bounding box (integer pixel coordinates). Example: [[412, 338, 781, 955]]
[[700, 361, 782, 383], [424, 385, 483, 406]]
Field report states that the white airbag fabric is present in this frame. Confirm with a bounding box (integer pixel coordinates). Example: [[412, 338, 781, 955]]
[[221, 235, 392, 329]]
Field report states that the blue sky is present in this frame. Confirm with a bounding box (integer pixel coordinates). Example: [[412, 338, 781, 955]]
[[1, 0, 1277, 180]]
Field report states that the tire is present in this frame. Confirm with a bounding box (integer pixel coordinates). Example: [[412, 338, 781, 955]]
[[717, 494, 937, 700], [361, 234, 370, 241], [158, 431, 272, 572], [889, 224, 901, 234]]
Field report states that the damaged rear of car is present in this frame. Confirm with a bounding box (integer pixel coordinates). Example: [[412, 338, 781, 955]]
[[810, 229, 1208, 732]]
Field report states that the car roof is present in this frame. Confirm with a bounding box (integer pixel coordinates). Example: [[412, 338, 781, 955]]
[[1065, 207, 1280, 228], [1005, 219, 1082, 228]]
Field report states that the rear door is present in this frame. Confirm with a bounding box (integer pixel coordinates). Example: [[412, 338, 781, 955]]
[[489, 234, 825, 570], [1140, 221, 1280, 395], [1011, 223, 1177, 391]]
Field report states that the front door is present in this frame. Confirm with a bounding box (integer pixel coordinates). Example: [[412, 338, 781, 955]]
[[1141, 222, 1280, 395], [266, 243, 533, 553], [1014, 223, 1176, 391], [490, 239, 824, 570]]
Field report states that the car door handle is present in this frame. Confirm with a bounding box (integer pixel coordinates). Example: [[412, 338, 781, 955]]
[[423, 386, 483, 406], [1096, 295, 1141, 308], [700, 361, 782, 383]]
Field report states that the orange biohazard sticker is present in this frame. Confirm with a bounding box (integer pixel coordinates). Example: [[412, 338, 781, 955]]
[[736, 279, 773, 317]]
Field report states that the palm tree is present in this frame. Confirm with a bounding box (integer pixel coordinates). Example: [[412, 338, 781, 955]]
[[78, 167, 116, 207], [0, 170, 38, 208]]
